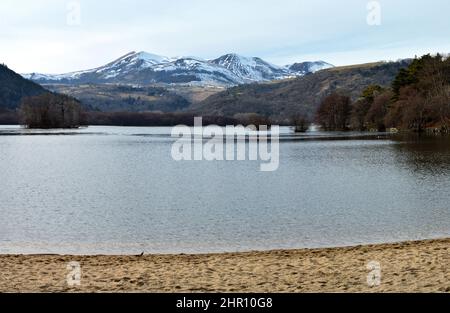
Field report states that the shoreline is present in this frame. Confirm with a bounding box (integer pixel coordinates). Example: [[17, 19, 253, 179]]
[[0, 238, 449, 292], [1, 237, 449, 257]]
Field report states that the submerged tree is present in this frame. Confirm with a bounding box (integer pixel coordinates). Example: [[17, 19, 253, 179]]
[[291, 113, 311, 132], [19, 93, 83, 129], [316, 93, 351, 131]]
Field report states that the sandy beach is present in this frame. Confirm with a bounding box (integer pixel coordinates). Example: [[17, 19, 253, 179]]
[[0, 239, 448, 293]]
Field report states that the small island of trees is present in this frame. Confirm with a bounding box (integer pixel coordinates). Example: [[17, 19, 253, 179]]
[[19, 93, 83, 129]]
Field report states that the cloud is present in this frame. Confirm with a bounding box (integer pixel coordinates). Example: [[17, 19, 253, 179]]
[[0, 0, 449, 73]]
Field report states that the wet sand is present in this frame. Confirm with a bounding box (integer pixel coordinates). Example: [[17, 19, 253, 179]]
[[0, 239, 449, 293]]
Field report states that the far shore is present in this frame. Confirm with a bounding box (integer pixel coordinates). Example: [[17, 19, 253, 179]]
[[0, 238, 449, 293]]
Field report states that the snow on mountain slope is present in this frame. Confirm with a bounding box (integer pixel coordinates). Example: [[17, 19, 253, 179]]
[[23, 51, 170, 81], [22, 51, 334, 86], [287, 61, 334, 75], [153, 57, 244, 85], [209, 53, 290, 82]]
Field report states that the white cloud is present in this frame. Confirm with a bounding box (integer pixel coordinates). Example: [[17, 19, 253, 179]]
[[0, 0, 449, 73]]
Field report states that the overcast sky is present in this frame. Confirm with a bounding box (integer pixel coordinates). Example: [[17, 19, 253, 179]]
[[1, 0, 450, 73]]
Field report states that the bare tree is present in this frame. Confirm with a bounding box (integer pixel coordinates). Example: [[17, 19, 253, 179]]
[[316, 93, 351, 131], [291, 113, 311, 132]]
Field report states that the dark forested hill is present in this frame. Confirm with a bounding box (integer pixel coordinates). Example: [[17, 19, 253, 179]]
[[0, 64, 47, 110], [192, 60, 411, 122], [46, 84, 190, 113]]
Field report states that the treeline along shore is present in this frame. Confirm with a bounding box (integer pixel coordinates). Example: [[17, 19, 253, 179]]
[[314, 54, 450, 133], [0, 109, 269, 128], [1, 54, 449, 131]]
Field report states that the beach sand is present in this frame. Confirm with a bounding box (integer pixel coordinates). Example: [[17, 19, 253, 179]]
[[0, 239, 448, 293]]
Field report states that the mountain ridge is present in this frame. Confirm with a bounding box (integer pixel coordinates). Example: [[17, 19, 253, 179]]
[[23, 51, 333, 87]]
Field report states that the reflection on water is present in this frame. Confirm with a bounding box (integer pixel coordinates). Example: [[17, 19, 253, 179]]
[[391, 134, 450, 174], [0, 125, 449, 255]]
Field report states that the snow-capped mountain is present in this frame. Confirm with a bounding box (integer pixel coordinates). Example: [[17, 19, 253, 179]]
[[151, 57, 244, 85], [210, 53, 290, 82], [287, 61, 334, 75], [23, 51, 333, 86], [24, 51, 172, 82]]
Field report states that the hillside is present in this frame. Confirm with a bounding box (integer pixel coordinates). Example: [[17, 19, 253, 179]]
[[46, 84, 190, 112], [191, 60, 411, 122], [0, 64, 47, 110]]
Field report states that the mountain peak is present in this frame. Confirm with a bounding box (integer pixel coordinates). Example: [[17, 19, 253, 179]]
[[210, 53, 286, 82], [133, 51, 171, 64], [104, 51, 171, 68], [214, 53, 255, 65], [288, 61, 334, 74], [221, 53, 249, 59], [22, 51, 334, 86]]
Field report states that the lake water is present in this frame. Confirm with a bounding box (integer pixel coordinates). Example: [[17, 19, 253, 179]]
[[0, 125, 449, 255]]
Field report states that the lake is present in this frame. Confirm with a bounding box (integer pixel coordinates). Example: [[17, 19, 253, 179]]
[[0, 125, 449, 255]]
